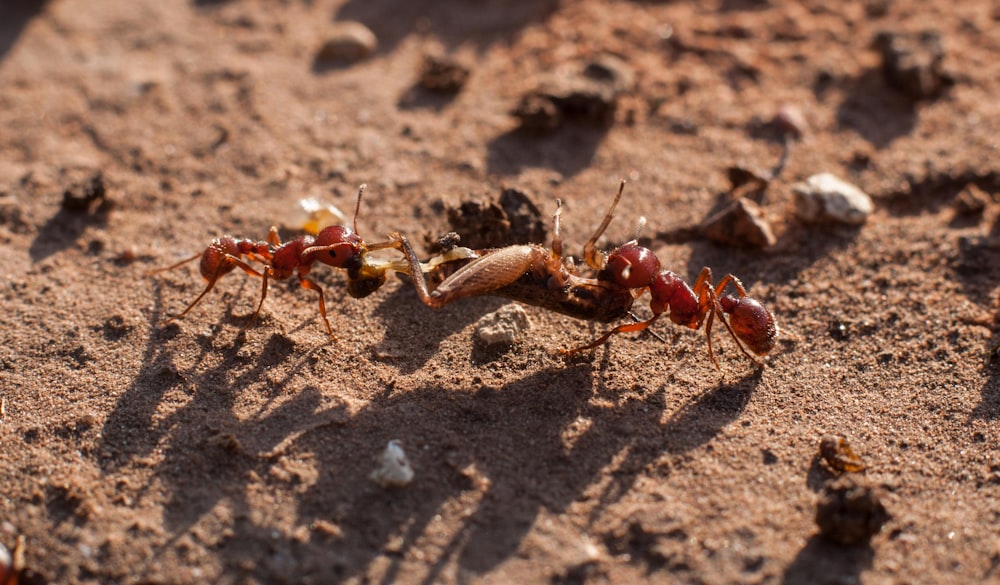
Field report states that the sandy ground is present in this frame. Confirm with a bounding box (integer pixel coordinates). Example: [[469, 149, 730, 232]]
[[2, 0, 1000, 583]]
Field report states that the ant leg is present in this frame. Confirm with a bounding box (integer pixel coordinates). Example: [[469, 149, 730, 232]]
[[560, 314, 663, 355], [247, 266, 273, 330], [692, 268, 763, 367], [297, 274, 334, 338], [629, 310, 667, 343], [688, 268, 725, 369], [166, 254, 264, 323], [551, 199, 564, 259], [146, 252, 201, 276], [582, 179, 626, 271], [389, 232, 537, 308]]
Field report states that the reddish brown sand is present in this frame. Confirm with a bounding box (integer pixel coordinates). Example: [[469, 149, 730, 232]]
[[1, 1, 999, 583]]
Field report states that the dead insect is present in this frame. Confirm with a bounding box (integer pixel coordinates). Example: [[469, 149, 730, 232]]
[[819, 435, 867, 474], [390, 180, 778, 368]]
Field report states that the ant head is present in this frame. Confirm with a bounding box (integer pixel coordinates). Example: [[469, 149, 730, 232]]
[[603, 244, 661, 289], [305, 225, 364, 268], [719, 296, 778, 356]]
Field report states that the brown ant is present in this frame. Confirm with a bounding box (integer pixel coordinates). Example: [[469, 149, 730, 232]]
[[150, 185, 403, 337], [389, 180, 777, 368]]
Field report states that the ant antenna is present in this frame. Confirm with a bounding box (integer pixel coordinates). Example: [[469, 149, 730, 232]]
[[551, 199, 564, 258], [352, 184, 367, 235], [583, 179, 627, 270]]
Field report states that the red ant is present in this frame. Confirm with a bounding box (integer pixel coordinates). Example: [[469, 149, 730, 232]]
[[150, 185, 402, 337], [389, 180, 777, 368]]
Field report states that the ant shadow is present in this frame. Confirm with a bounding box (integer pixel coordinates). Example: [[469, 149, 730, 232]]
[[679, 220, 860, 295], [332, 0, 558, 55], [0, 0, 47, 61], [829, 68, 918, 150], [370, 281, 506, 373], [29, 205, 111, 262], [781, 537, 874, 585], [396, 83, 459, 112], [941, 174, 1000, 419], [103, 298, 762, 582], [486, 124, 610, 178], [264, 366, 758, 581]]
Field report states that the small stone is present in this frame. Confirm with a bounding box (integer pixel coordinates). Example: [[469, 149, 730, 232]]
[[816, 475, 890, 545], [419, 54, 470, 94], [773, 104, 808, 138], [513, 56, 634, 132], [61, 170, 108, 212], [512, 93, 562, 133], [475, 304, 531, 346], [370, 440, 414, 488], [953, 183, 989, 217], [316, 22, 377, 64], [701, 198, 776, 248], [875, 30, 951, 100], [793, 173, 873, 226]]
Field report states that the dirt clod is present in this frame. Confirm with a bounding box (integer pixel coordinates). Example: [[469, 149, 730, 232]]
[[513, 56, 634, 132], [953, 184, 990, 217], [876, 30, 952, 100], [419, 54, 470, 94], [446, 199, 510, 249], [444, 187, 546, 249], [498, 188, 546, 244], [61, 171, 108, 212], [701, 198, 776, 248]]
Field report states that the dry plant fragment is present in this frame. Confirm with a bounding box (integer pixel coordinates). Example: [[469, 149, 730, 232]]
[[819, 435, 867, 474]]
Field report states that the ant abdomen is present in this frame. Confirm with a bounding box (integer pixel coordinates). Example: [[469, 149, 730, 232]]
[[200, 237, 268, 280], [719, 296, 777, 356], [603, 244, 661, 288]]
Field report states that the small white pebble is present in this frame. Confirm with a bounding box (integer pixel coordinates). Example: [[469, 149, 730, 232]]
[[774, 104, 808, 138], [793, 173, 873, 226], [475, 304, 531, 346], [370, 440, 414, 488], [317, 22, 377, 64], [0, 543, 11, 584]]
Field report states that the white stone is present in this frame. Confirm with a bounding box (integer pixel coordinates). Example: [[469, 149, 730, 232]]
[[793, 173, 873, 225], [475, 303, 531, 346], [370, 440, 414, 488]]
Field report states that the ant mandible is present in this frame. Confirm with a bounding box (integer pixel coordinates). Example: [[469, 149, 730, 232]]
[[390, 180, 777, 368], [150, 185, 401, 337]]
